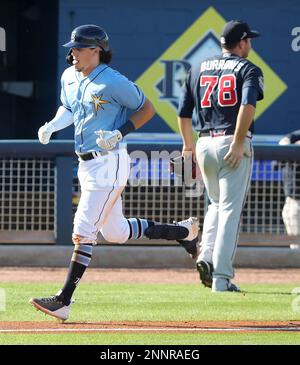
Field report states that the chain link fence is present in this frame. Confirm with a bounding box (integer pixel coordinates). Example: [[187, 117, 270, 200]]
[[0, 158, 55, 243], [0, 144, 299, 244]]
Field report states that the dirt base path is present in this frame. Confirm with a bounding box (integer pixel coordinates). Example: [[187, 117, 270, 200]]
[[0, 267, 299, 284], [0, 320, 300, 334]]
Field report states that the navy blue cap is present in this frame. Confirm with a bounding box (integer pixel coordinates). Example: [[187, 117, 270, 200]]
[[63, 24, 109, 50], [220, 20, 260, 45]]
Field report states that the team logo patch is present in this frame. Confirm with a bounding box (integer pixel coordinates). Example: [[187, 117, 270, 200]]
[[91, 94, 110, 115], [71, 31, 76, 42], [135, 6, 287, 132]]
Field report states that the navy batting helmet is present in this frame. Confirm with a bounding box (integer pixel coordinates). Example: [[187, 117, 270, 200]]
[[63, 24, 109, 51]]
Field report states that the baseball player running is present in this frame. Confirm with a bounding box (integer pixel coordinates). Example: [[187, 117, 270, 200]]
[[29, 25, 199, 321], [178, 20, 264, 292]]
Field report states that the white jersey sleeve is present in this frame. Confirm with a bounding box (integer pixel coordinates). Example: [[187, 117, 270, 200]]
[[60, 69, 72, 111]]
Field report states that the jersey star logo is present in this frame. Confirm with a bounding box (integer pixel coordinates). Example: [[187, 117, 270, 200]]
[[91, 94, 110, 114]]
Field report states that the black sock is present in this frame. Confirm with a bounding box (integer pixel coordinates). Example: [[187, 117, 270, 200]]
[[127, 218, 155, 239], [59, 244, 93, 305], [58, 261, 87, 305]]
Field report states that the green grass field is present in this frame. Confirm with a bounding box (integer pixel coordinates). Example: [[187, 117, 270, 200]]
[[0, 282, 300, 345]]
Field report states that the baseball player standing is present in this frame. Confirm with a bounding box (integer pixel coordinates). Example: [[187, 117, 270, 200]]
[[178, 20, 264, 292], [29, 25, 199, 321], [279, 130, 300, 236]]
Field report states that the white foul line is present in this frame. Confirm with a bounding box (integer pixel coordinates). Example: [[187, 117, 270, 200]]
[[0, 327, 300, 333]]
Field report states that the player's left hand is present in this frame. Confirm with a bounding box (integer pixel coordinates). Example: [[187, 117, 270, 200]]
[[224, 141, 245, 169], [38, 123, 55, 145], [95, 129, 123, 150]]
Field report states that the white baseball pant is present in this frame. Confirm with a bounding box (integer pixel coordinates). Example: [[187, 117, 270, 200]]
[[73, 148, 131, 244]]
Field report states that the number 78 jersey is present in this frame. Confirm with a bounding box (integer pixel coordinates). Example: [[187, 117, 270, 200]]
[[178, 53, 264, 134]]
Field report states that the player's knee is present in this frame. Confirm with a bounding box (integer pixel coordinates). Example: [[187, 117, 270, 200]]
[[72, 233, 95, 245], [72, 234, 82, 244]]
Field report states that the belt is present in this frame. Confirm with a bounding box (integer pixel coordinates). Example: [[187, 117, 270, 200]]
[[76, 150, 109, 161], [199, 129, 252, 139]]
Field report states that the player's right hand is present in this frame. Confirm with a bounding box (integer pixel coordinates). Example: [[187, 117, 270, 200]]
[[38, 123, 55, 144], [224, 141, 245, 169], [95, 129, 123, 150], [182, 144, 196, 163]]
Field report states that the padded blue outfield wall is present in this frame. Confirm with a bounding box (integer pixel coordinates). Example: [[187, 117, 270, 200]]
[[57, 0, 299, 138]]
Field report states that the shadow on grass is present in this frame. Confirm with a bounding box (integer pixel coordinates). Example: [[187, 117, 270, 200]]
[[241, 290, 292, 296]]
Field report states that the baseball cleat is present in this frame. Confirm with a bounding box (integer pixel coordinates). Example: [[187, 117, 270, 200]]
[[176, 217, 199, 241], [226, 282, 241, 292], [196, 260, 213, 288], [144, 217, 199, 241], [176, 217, 200, 258], [29, 295, 74, 321], [177, 238, 199, 259], [212, 279, 241, 293], [144, 217, 199, 258]]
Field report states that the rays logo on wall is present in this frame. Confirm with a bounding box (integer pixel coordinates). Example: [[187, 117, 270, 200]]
[[136, 7, 287, 133]]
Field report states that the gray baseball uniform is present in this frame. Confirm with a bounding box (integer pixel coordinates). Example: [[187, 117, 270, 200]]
[[178, 21, 264, 291]]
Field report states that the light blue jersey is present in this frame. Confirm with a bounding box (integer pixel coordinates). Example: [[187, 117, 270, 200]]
[[60, 64, 145, 153]]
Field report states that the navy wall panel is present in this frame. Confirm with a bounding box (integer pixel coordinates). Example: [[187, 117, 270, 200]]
[[57, 0, 300, 137]]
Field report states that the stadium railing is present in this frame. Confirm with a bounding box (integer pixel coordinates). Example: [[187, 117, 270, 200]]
[[0, 139, 299, 247]]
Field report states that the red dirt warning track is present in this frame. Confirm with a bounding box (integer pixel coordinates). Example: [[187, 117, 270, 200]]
[[0, 321, 300, 334]]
